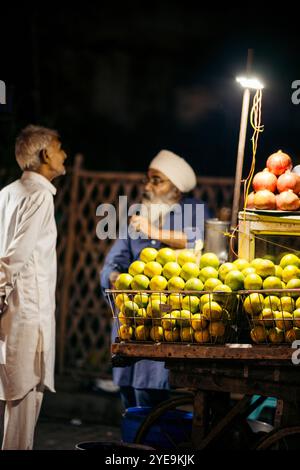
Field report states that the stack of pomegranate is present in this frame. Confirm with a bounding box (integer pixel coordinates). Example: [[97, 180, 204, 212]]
[[247, 150, 300, 211]]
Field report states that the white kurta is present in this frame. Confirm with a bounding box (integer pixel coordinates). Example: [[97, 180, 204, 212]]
[[0, 171, 57, 400]]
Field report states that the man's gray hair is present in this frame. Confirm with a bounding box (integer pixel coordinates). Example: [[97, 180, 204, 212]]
[[15, 125, 59, 171]]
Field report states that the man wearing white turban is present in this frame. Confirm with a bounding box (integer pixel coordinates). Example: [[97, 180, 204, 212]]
[[101, 149, 211, 408]]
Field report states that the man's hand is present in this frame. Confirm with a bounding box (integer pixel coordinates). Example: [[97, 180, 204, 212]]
[[109, 271, 120, 289], [130, 215, 158, 239]]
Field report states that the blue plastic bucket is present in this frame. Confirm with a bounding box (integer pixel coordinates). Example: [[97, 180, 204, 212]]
[[121, 406, 193, 449], [247, 395, 277, 425]]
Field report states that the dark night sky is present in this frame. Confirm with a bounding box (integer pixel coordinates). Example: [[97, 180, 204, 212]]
[[1, 4, 300, 177]]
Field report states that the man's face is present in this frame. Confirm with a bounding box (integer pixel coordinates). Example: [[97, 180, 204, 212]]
[[46, 138, 67, 177], [143, 169, 177, 201]]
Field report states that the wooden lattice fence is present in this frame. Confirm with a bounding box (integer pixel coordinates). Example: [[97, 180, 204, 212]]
[[0, 159, 234, 376]]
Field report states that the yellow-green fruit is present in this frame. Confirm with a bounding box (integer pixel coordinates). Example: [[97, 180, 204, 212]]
[[144, 261, 163, 278], [194, 329, 210, 343], [162, 262, 181, 280], [296, 297, 300, 309], [293, 309, 300, 328], [218, 262, 235, 281], [264, 296, 280, 311], [139, 247, 158, 263], [134, 293, 149, 308], [122, 301, 140, 317], [149, 275, 168, 291], [176, 309, 192, 327], [224, 270, 244, 291], [243, 293, 264, 315], [191, 313, 208, 331], [164, 328, 180, 342], [285, 328, 300, 343], [180, 327, 194, 342], [251, 258, 264, 269], [118, 325, 134, 340], [274, 311, 293, 331], [280, 254, 300, 269], [150, 326, 164, 342], [204, 278, 223, 291], [131, 274, 150, 290], [253, 259, 276, 279], [182, 295, 200, 313], [135, 325, 150, 341], [282, 265, 300, 283], [184, 278, 204, 292], [268, 328, 284, 344], [115, 293, 130, 309], [115, 273, 133, 290], [282, 282, 286, 289], [256, 309, 275, 328], [156, 248, 176, 266], [199, 267, 219, 282], [209, 321, 225, 337], [128, 260, 146, 277], [167, 276, 185, 291], [233, 258, 250, 271], [286, 278, 300, 296], [150, 293, 168, 304], [168, 293, 183, 310], [177, 250, 197, 267], [161, 313, 177, 330], [200, 252, 220, 269], [180, 262, 200, 281], [275, 265, 283, 279], [278, 296, 295, 313], [263, 276, 283, 290], [146, 300, 163, 324], [244, 273, 263, 290], [200, 293, 213, 311], [250, 326, 267, 343], [135, 308, 149, 326], [212, 284, 232, 304], [118, 311, 132, 326], [202, 301, 223, 321], [242, 267, 256, 277]]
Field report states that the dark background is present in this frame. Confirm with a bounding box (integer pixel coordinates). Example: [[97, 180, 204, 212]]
[[1, 3, 300, 176]]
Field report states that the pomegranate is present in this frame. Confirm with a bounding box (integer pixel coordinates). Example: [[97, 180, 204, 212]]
[[252, 168, 277, 193], [276, 190, 300, 211], [266, 150, 293, 176], [246, 191, 255, 209], [277, 170, 300, 194], [254, 190, 276, 210]]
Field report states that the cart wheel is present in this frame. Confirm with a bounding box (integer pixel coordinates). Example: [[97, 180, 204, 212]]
[[134, 393, 195, 450], [255, 426, 300, 450]]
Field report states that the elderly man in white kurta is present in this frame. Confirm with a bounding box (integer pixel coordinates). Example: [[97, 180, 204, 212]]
[[0, 125, 66, 450]]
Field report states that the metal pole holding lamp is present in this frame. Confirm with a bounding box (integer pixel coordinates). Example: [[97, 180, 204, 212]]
[[229, 53, 264, 260]]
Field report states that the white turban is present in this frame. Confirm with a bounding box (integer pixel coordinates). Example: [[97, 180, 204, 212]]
[[149, 150, 197, 193]]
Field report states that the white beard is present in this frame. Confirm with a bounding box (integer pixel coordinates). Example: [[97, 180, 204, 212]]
[[141, 193, 178, 227]]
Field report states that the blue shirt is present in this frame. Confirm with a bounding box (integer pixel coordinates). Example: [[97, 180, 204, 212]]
[[100, 196, 212, 389]]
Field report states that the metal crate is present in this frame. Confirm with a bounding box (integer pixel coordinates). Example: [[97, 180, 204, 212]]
[[105, 289, 239, 345], [240, 288, 300, 344]]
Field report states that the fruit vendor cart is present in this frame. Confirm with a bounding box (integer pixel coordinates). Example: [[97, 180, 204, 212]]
[[111, 340, 300, 450], [106, 213, 300, 449]]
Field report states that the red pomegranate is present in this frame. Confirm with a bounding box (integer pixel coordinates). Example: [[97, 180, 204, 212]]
[[246, 192, 255, 209], [252, 168, 277, 193], [276, 190, 300, 211], [266, 150, 293, 176], [277, 170, 300, 194], [254, 190, 276, 210]]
